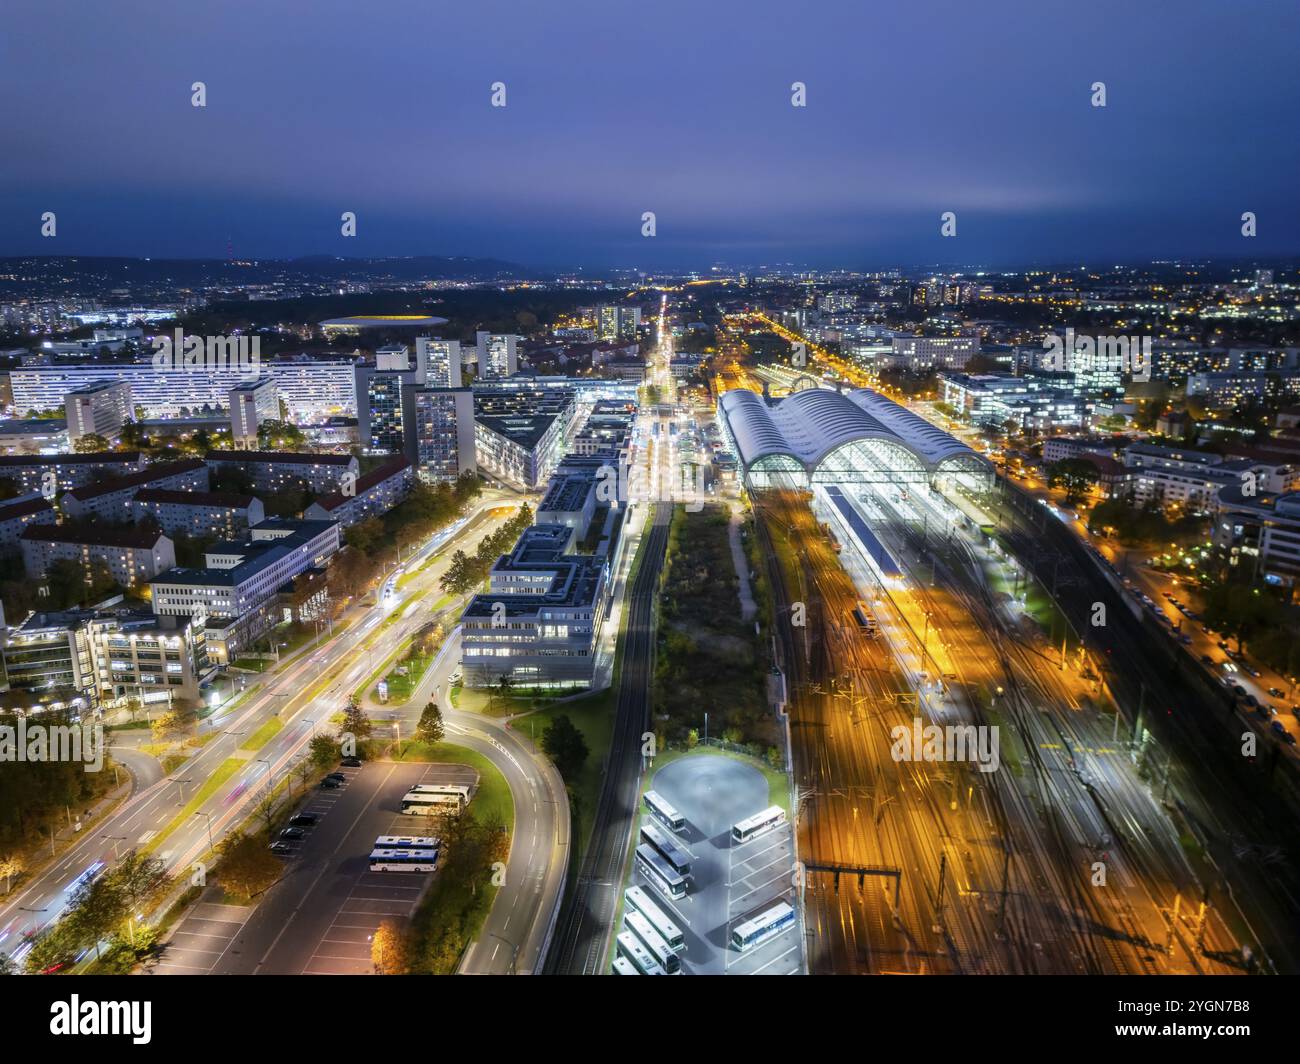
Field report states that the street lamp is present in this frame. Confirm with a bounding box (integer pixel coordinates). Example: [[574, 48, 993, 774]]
[[194, 811, 214, 855]]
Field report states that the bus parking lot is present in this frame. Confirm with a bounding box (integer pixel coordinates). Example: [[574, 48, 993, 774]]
[[614, 753, 803, 975], [158, 760, 478, 975]]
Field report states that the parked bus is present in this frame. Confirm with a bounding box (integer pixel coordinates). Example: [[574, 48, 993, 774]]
[[625, 910, 682, 974], [375, 835, 439, 851], [635, 843, 687, 900], [616, 930, 666, 975], [625, 886, 684, 951], [643, 790, 685, 834], [611, 956, 639, 975], [400, 784, 470, 815], [640, 821, 692, 877], [732, 805, 786, 844], [731, 900, 796, 952], [368, 848, 438, 873]]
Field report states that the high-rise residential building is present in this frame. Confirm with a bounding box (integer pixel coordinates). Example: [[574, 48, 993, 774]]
[[475, 331, 520, 379], [358, 370, 417, 460], [413, 387, 476, 483], [417, 337, 462, 389], [229, 376, 279, 448], [597, 306, 642, 342], [65, 379, 131, 443]]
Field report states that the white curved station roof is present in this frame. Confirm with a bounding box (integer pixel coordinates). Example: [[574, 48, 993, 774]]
[[719, 386, 984, 476]]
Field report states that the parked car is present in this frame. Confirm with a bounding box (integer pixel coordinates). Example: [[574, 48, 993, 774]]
[[319, 777, 340, 789], [1268, 687, 1285, 698], [340, 757, 363, 768], [325, 771, 347, 782], [1270, 720, 1289, 739], [1244, 665, 1262, 678], [280, 826, 306, 840], [269, 841, 295, 855], [289, 813, 318, 826], [1199, 654, 1214, 666]]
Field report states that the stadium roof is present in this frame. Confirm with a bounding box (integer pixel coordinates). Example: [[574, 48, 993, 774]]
[[319, 315, 448, 330], [718, 386, 986, 477]]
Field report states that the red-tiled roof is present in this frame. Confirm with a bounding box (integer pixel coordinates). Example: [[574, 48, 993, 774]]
[[65, 459, 206, 502], [22, 524, 167, 550], [310, 457, 411, 511]]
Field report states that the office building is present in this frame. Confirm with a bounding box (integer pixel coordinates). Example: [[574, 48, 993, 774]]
[[890, 335, 979, 371], [473, 386, 575, 491], [458, 524, 610, 690], [150, 518, 340, 664]]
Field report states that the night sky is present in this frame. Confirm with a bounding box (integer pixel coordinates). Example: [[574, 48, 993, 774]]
[[2, 0, 1297, 269]]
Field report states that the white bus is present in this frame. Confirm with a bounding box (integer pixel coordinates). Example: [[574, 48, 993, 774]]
[[611, 956, 639, 975], [625, 885, 684, 951], [368, 848, 438, 873], [639, 821, 692, 877], [731, 900, 796, 952], [635, 843, 687, 900], [643, 790, 685, 834], [732, 805, 786, 844], [624, 910, 682, 974], [616, 930, 666, 975], [400, 784, 470, 815], [375, 835, 439, 851]]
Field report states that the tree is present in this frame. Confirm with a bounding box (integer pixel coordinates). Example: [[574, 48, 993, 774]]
[[308, 733, 340, 768], [215, 832, 282, 901], [73, 433, 110, 454], [67, 875, 128, 959], [371, 919, 410, 974], [1046, 458, 1099, 504], [0, 853, 24, 894], [340, 697, 373, 742], [488, 673, 514, 715], [416, 701, 445, 746], [541, 714, 589, 782]]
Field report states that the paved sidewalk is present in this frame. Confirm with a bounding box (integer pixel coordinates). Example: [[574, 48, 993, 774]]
[[729, 509, 757, 622]]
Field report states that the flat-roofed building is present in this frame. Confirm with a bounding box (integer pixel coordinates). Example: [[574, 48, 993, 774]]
[[150, 518, 340, 664], [229, 376, 280, 449], [475, 332, 520, 379], [65, 379, 132, 444], [458, 524, 610, 689], [473, 386, 575, 491], [413, 387, 476, 484], [0, 418, 69, 455]]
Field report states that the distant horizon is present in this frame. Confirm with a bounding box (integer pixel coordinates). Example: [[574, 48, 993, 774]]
[[1, 250, 1297, 279]]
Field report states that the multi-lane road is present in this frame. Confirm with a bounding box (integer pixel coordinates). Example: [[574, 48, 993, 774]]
[[0, 494, 568, 973]]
